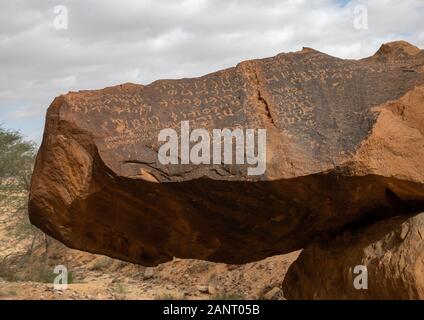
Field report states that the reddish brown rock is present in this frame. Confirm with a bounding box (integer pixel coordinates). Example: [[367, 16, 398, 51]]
[[282, 212, 424, 300], [29, 41, 424, 266]]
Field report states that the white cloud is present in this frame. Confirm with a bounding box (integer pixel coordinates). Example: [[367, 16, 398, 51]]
[[0, 0, 423, 142]]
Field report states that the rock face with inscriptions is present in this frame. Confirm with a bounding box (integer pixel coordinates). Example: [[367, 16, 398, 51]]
[[29, 41, 424, 266]]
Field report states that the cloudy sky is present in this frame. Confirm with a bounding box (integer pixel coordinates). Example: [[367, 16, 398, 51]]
[[1, 0, 423, 143]]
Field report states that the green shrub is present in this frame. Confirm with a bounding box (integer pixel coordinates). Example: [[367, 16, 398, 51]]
[[0, 261, 19, 282], [154, 293, 179, 300], [91, 257, 113, 271], [0, 288, 17, 297], [211, 293, 244, 300], [114, 282, 129, 294], [29, 265, 75, 284]]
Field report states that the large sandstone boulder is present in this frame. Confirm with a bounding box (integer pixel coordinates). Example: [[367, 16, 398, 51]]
[[29, 41, 424, 266], [282, 212, 424, 300]]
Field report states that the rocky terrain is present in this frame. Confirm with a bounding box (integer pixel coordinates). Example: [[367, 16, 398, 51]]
[[4, 40, 424, 299], [0, 191, 299, 300]]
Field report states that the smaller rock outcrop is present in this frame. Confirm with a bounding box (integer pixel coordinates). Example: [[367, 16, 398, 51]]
[[282, 212, 424, 300]]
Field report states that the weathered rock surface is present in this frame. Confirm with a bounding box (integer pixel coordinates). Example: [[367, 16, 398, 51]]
[[282, 212, 424, 300], [29, 41, 424, 266]]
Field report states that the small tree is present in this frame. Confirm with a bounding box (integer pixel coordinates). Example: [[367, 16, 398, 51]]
[[0, 125, 39, 277], [0, 125, 37, 238], [0, 125, 36, 194]]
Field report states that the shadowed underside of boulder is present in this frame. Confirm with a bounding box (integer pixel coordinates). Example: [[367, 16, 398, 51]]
[[29, 41, 424, 266]]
